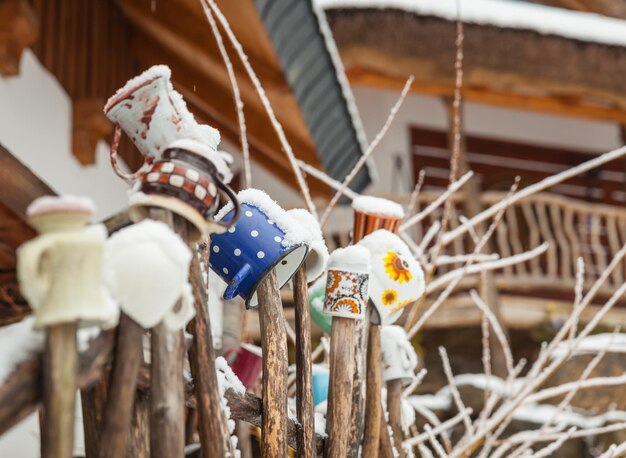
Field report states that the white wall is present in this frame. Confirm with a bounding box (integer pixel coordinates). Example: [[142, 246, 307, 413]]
[[350, 85, 623, 198]]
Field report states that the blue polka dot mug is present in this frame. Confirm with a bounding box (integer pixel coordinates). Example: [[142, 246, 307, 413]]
[[209, 190, 309, 308]]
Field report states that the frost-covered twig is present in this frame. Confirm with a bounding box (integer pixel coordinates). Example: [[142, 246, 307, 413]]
[[439, 347, 474, 436], [297, 160, 360, 200], [426, 244, 548, 294], [420, 222, 442, 253], [399, 171, 473, 232], [411, 403, 453, 453], [199, 1, 250, 188], [203, 0, 317, 216], [470, 290, 515, 379], [424, 424, 449, 458], [406, 180, 520, 339], [320, 76, 414, 228], [403, 408, 473, 448], [525, 373, 626, 405], [403, 368, 428, 397], [528, 426, 577, 458], [405, 170, 426, 221]]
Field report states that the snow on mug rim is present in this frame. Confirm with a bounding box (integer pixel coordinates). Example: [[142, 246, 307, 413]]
[[26, 195, 96, 218]]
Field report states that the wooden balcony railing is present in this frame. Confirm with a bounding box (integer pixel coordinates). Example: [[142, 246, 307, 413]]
[[324, 191, 626, 301]]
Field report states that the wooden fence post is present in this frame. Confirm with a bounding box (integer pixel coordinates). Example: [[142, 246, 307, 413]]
[[257, 269, 288, 457]]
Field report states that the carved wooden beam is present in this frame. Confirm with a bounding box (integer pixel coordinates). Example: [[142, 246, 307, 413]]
[[0, 0, 38, 76], [72, 98, 113, 165]]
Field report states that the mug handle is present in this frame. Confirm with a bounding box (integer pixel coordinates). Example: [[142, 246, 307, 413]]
[[163, 283, 196, 331], [223, 264, 252, 300], [213, 179, 241, 231], [17, 233, 62, 309], [398, 339, 418, 370], [109, 125, 154, 184]]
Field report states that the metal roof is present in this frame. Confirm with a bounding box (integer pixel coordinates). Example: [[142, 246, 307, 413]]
[[254, 0, 372, 193]]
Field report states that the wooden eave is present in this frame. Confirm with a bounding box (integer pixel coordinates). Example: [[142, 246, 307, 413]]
[[325, 7, 626, 125], [26, 0, 342, 196], [0, 144, 54, 324]]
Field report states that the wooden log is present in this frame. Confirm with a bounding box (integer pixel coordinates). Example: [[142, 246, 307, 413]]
[[81, 371, 109, 458], [98, 314, 144, 458], [126, 389, 150, 458], [325, 317, 355, 458], [150, 322, 185, 457], [362, 324, 382, 458], [256, 269, 288, 457], [386, 379, 406, 458], [292, 265, 314, 458], [378, 409, 395, 458], [236, 420, 253, 458], [148, 208, 186, 458], [186, 235, 234, 457], [346, 318, 368, 458], [41, 322, 78, 458]]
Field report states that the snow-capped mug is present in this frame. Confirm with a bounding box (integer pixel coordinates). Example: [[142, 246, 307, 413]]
[[224, 343, 263, 390], [128, 139, 240, 241], [104, 65, 221, 182], [286, 209, 329, 283], [210, 189, 309, 308], [104, 220, 195, 331], [17, 196, 118, 329], [358, 230, 425, 325], [323, 245, 371, 320], [381, 325, 418, 384], [351, 195, 405, 243]]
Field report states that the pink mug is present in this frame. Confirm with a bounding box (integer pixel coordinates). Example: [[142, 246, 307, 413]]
[[224, 343, 263, 390]]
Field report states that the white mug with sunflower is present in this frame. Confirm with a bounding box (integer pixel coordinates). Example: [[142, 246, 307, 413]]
[[322, 245, 371, 320], [358, 230, 425, 325]]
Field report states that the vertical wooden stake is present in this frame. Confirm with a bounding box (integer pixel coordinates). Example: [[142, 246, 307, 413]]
[[98, 314, 144, 458], [347, 318, 369, 457], [42, 322, 78, 458], [257, 269, 288, 457], [126, 390, 150, 457], [148, 208, 185, 458], [187, 234, 234, 457], [81, 374, 108, 458], [386, 379, 406, 458], [362, 324, 382, 458], [150, 322, 185, 458], [378, 408, 395, 458], [293, 265, 314, 458], [325, 317, 355, 458]]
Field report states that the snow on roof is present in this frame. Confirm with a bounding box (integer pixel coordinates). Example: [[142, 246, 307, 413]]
[[314, 0, 626, 49], [352, 195, 405, 218]]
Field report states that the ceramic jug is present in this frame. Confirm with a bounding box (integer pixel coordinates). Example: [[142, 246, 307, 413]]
[[210, 189, 309, 308], [104, 65, 220, 181], [104, 219, 195, 331], [17, 196, 118, 329], [128, 139, 240, 241]]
